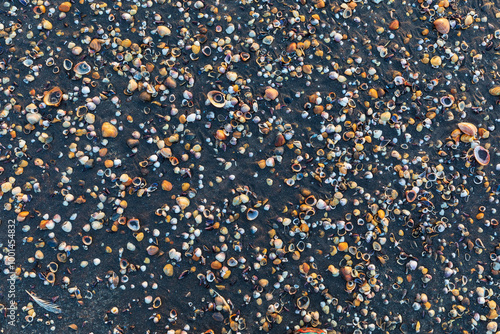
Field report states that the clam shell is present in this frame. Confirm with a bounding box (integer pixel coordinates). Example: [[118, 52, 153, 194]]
[[264, 87, 279, 101], [457, 122, 478, 137], [246, 208, 259, 221], [433, 18, 450, 34], [74, 61, 91, 75], [489, 86, 500, 96], [474, 146, 490, 166], [43, 87, 63, 107], [176, 196, 190, 210], [127, 218, 140, 231], [207, 90, 226, 108]]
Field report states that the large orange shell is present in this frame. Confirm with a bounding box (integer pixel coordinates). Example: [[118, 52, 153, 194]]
[[474, 146, 490, 166], [433, 18, 450, 34], [489, 86, 500, 96], [457, 122, 477, 137]]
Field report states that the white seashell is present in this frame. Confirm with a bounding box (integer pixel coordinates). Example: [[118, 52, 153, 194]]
[[61, 221, 72, 233]]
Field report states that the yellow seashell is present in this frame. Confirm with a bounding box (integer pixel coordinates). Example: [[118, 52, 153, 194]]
[[430, 56, 442, 67]]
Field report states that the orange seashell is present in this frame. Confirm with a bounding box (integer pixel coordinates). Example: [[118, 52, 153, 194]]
[[489, 86, 500, 96], [215, 129, 227, 140], [457, 122, 477, 137], [338, 242, 348, 252], [43, 87, 63, 107], [389, 20, 400, 30], [474, 146, 490, 166], [264, 87, 279, 101], [161, 180, 173, 191], [211, 261, 222, 270], [287, 42, 297, 53], [433, 18, 450, 34], [406, 190, 417, 202]]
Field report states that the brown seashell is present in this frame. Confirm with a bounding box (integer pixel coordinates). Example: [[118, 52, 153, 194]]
[[474, 146, 490, 166], [207, 90, 226, 108], [43, 87, 63, 107], [275, 133, 286, 147], [433, 18, 450, 34], [340, 266, 353, 281], [89, 39, 102, 52], [458, 122, 478, 137], [389, 20, 400, 30], [165, 77, 176, 88], [139, 91, 152, 102], [489, 86, 500, 96], [264, 87, 279, 101]]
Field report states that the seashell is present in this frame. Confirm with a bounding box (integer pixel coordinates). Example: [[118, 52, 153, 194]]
[[240, 52, 250, 61], [59, 2, 71, 12], [440, 95, 454, 107], [82, 236, 92, 246], [153, 297, 162, 308], [406, 189, 417, 202], [161, 180, 173, 191], [389, 20, 400, 30], [63, 59, 73, 71], [26, 112, 42, 125], [157, 26, 171, 37], [226, 71, 237, 82], [43, 87, 63, 107], [264, 87, 279, 101], [176, 196, 190, 210], [45, 272, 56, 284], [89, 39, 102, 52], [430, 56, 442, 67], [434, 18, 450, 34], [246, 208, 259, 221], [74, 61, 91, 75], [227, 257, 238, 267], [474, 146, 490, 166], [102, 122, 118, 138], [147, 245, 159, 256], [207, 90, 226, 108], [489, 86, 500, 96], [163, 264, 174, 277], [262, 36, 274, 45], [457, 122, 478, 137], [127, 218, 141, 231], [48, 262, 59, 273], [296, 295, 310, 310]]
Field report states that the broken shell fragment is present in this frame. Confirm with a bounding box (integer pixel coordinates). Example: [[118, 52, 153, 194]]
[[474, 146, 490, 166], [127, 218, 141, 231], [43, 87, 63, 107], [207, 91, 226, 108]]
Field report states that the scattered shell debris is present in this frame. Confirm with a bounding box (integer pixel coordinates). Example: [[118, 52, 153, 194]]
[[0, 0, 499, 333]]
